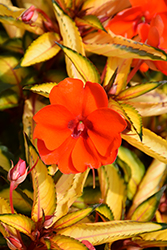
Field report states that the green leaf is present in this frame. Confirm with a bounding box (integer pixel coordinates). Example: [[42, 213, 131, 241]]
[[54, 207, 94, 230], [51, 235, 88, 250], [24, 82, 57, 98], [117, 81, 165, 100], [83, 30, 167, 61], [120, 103, 143, 141], [0, 214, 35, 239], [57, 43, 100, 83], [25, 136, 56, 222], [118, 146, 145, 200], [131, 187, 166, 221], [0, 146, 11, 171], [127, 159, 167, 218], [122, 128, 167, 164], [21, 32, 61, 67], [57, 220, 167, 245], [0, 89, 18, 110]]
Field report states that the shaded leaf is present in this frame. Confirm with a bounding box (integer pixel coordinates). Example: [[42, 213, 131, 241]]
[[127, 159, 167, 218], [0, 89, 18, 110], [118, 146, 145, 200], [25, 137, 56, 222], [0, 147, 11, 171], [24, 82, 57, 98], [57, 220, 167, 245], [120, 103, 143, 140], [131, 187, 166, 221], [54, 207, 94, 230], [122, 128, 167, 164], [117, 81, 164, 100], [83, 30, 167, 60], [21, 32, 61, 67], [53, 170, 90, 223], [57, 43, 100, 83], [51, 235, 88, 250], [0, 214, 35, 239]]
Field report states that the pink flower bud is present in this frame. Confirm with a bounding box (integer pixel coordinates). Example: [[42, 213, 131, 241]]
[[8, 159, 27, 189], [20, 5, 38, 24], [7, 236, 22, 250]]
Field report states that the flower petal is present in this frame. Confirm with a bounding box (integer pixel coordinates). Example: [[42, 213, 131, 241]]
[[33, 105, 73, 150], [49, 78, 108, 117], [98, 149, 118, 165], [72, 137, 101, 172], [87, 108, 127, 156]]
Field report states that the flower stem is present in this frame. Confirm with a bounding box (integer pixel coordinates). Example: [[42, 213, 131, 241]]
[[127, 59, 143, 83], [10, 182, 15, 214]]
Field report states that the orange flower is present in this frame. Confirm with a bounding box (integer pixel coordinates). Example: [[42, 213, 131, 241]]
[[106, 0, 167, 38], [33, 78, 127, 174]]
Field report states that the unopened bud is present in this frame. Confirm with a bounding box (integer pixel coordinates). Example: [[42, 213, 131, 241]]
[[7, 236, 22, 250], [8, 159, 27, 189], [20, 5, 38, 24]]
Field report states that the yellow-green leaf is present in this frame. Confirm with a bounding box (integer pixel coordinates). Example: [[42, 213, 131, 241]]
[[131, 187, 166, 221], [83, 30, 167, 61], [26, 137, 56, 222], [118, 146, 145, 200], [51, 235, 88, 250], [0, 89, 18, 110], [53, 170, 90, 224], [0, 214, 35, 239], [104, 57, 132, 95], [101, 164, 126, 220], [127, 159, 166, 218], [21, 32, 61, 67], [54, 207, 94, 230], [75, 15, 106, 31], [117, 81, 164, 100], [0, 147, 11, 171], [57, 43, 100, 83], [122, 128, 167, 164], [95, 204, 114, 221], [120, 103, 143, 140], [24, 82, 57, 98], [57, 220, 166, 245]]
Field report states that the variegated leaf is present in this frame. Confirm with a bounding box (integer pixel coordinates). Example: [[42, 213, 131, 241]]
[[122, 128, 167, 164], [24, 82, 57, 98], [57, 220, 167, 245], [21, 32, 61, 66], [95, 204, 114, 221], [75, 15, 106, 31], [51, 235, 88, 250]]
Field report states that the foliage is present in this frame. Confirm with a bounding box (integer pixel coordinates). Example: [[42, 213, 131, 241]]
[[0, 0, 167, 249]]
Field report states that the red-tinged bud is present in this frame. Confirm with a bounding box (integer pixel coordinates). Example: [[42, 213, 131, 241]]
[[7, 236, 22, 250], [8, 159, 27, 189], [43, 215, 54, 228], [20, 5, 38, 24], [82, 240, 96, 250]]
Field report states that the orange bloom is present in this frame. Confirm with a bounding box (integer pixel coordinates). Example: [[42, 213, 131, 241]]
[[106, 0, 167, 38], [33, 78, 127, 174]]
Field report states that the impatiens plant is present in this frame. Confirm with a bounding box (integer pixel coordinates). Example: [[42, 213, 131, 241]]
[[1, 0, 167, 249]]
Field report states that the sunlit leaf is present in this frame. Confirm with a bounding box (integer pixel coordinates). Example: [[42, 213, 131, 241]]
[[118, 146, 145, 200], [21, 32, 61, 66], [54, 207, 94, 230], [117, 81, 164, 100], [75, 15, 106, 31], [51, 235, 88, 250], [122, 128, 167, 164], [131, 187, 166, 221], [120, 103, 143, 140], [24, 82, 57, 98], [57, 43, 100, 83], [108, 98, 127, 120], [53, 170, 90, 223], [57, 220, 167, 245], [0, 214, 35, 239], [100, 164, 126, 220], [133, 229, 167, 247], [95, 204, 114, 221], [83, 30, 167, 61], [26, 137, 56, 222], [104, 57, 132, 95], [127, 159, 167, 218]]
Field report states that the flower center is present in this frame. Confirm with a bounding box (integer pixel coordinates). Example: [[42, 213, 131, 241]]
[[68, 119, 93, 139]]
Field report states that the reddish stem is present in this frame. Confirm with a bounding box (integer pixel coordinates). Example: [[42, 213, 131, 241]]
[[127, 59, 143, 83], [27, 156, 39, 174], [10, 182, 15, 214]]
